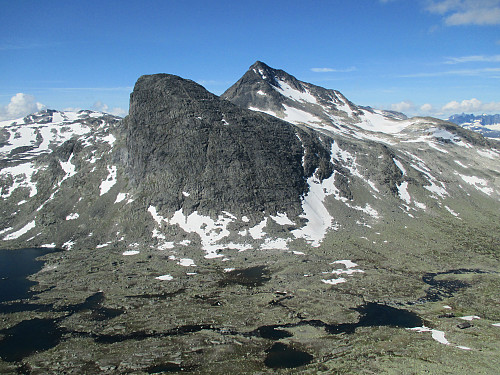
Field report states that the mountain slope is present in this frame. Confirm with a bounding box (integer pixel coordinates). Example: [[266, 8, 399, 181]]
[[222, 61, 409, 135], [123, 73, 329, 217], [1, 64, 500, 374], [1, 66, 499, 255], [223, 61, 500, 219]]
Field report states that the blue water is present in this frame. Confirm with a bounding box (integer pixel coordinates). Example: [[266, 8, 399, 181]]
[[0, 248, 57, 304]]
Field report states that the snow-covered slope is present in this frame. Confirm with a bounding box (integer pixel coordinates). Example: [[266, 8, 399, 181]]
[[0, 109, 120, 160], [0, 109, 122, 248]]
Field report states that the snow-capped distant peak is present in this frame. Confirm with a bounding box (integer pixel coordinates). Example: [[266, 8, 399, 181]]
[[0, 109, 121, 161]]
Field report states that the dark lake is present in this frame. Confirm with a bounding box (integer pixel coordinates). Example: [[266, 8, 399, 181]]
[[0, 247, 57, 304]]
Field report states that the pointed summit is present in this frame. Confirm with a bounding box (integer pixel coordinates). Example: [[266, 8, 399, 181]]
[[246, 61, 301, 88], [222, 61, 365, 131], [222, 61, 309, 118]]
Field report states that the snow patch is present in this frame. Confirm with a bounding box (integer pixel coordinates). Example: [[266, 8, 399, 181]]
[[169, 209, 235, 259], [58, 154, 77, 186], [393, 158, 407, 175], [282, 104, 322, 125], [63, 240, 75, 250], [122, 250, 140, 256], [248, 106, 279, 118], [332, 260, 358, 268], [445, 206, 460, 218], [409, 327, 450, 345], [397, 181, 411, 204], [477, 149, 498, 159], [248, 218, 268, 240], [148, 205, 166, 226], [99, 165, 117, 195], [155, 274, 173, 281], [115, 192, 130, 203], [270, 212, 295, 226], [96, 242, 112, 249], [322, 259, 364, 285], [0, 162, 39, 198], [169, 255, 196, 267], [260, 237, 290, 250], [292, 143, 342, 246], [358, 110, 409, 134], [102, 133, 116, 146], [274, 79, 317, 104], [409, 326, 472, 350], [3, 220, 36, 240], [65, 213, 79, 220], [459, 315, 480, 321], [158, 242, 175, 250], [322, 278, 346, 285], [456, 173, 493, 195], [454, 160, 468, 168]]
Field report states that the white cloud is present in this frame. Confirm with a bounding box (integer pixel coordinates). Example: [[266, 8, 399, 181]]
[[0, 93, 45, 121], [93, 101, 127, 117], [391, 101, 414, 112], [427, 0, 462, 14], [420, 103, 434, 112], [441, 98, 500, 114], [311, 67, 356, 73], [446, 7, 500, 25], [400, 67, 500, 77], [311, 68, 335, 72], [426, 0, 500, 25], [445, 54, 500, 64]]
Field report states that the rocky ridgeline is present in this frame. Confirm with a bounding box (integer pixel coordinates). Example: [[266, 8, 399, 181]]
[[221, 61, 366, 128], [0, 62, 499, 253]]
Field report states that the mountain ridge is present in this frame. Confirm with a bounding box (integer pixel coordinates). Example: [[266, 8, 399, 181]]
[[1, 63, 499, 254], [1, 62, 500, 374]]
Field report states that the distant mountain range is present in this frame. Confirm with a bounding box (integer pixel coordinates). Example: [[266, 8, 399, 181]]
[[448, 113, 500, 139]]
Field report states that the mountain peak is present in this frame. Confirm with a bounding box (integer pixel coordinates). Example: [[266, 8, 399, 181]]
[[246, 61, 297, 85], [124, 71, 326, 217], [250, 60, 270, 70], [132, 73, 217, 103], [222, 61, 362, 129]]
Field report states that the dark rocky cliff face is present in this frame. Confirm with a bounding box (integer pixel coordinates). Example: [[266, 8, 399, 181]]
[[123, 73, 332, 216]]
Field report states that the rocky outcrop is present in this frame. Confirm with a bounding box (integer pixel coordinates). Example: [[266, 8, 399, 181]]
[[123, 73, 333, 217]]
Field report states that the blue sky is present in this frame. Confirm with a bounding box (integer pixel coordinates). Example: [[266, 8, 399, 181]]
[[1, 0, 499, 120]]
